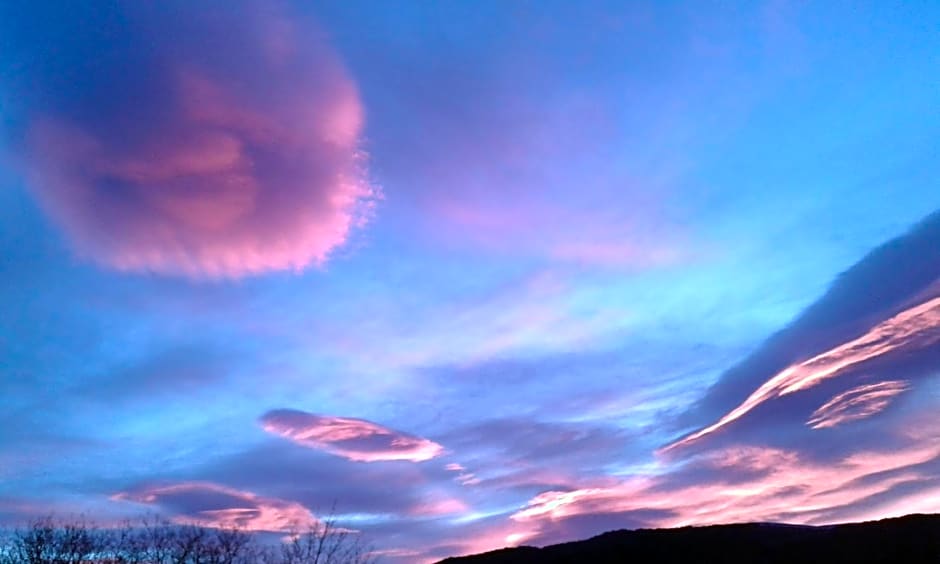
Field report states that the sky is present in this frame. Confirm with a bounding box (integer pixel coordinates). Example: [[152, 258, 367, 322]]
[[0, 0, 939, 561]]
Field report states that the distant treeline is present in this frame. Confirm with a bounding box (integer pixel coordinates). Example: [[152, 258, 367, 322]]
[[0, 516, 375, 564]]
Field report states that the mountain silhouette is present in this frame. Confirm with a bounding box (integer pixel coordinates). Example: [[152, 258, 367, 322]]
[[439, 513, 940, 563]]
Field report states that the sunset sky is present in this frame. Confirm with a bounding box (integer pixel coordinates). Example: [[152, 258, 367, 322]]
[[1, 1, 939, 561]]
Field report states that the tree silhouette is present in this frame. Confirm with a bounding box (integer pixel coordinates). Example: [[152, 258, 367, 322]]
[[0, 515, 376, 564]]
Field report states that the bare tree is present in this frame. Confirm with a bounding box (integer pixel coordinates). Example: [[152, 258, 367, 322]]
[[9, 516, 56, 564], [202, 526, 255, 564], [4, 516, 107, 564], [0, 515, 376, 564], [273, 516, 375, 564], [106, 519, 256, 564], [57, 519, 100, 564]]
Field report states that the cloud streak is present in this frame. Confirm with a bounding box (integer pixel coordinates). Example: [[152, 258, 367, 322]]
[[686, 210, 940, 423], [113, 482, 318, 532], [260, 409, 444, 463], [807, 380, 910, 430], [514, 436, 940, 534], [3, 0, 374, 278], [666, 294, 940, 451]]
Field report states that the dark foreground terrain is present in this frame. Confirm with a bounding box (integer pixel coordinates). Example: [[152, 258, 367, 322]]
[[440, 514, 940, 563]]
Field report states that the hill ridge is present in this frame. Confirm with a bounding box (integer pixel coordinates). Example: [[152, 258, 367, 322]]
[[439, 513, 940, 563]]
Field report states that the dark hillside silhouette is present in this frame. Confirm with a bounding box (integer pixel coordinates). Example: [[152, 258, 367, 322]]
[[439, 513, 940, 563]]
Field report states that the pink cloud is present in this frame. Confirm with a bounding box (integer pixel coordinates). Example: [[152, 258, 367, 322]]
[[373, 41, 696, 272], [19, 1, 374, 278], [408, 496, 469, 517], [260, 409, 445, 462], [427, 197, 688, 269], [445, 463, 481, 486], [513, 436, 940, 531], [113, 481, 318, 532], [410, 520, 542, 564], [665, 295, 940, 451], [807, 380, 910, 429], [446, 527, 541, 561]]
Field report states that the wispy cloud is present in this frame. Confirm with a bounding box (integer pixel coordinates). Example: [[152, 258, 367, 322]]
[[807, 380, 910, 429], [260, 409, 444, 463], [669, 211, 940, 451], [113, 481, 318, 532], [445, 463, 481, 487], [514, 436, 940, 535], [666, 295, 940, 450]]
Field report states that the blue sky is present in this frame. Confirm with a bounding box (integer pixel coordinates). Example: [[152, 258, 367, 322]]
[[1, 1, 939, 560]]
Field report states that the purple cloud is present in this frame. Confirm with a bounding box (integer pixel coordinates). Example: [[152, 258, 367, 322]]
[[7, 1, 374, 278], [669, 211, 940, 452], [113, 481, 318, 532], [437, 417, 632, 493], [191, 440, 469, 522], [666, 294, 940, 451], [260, 409, 444, 463]]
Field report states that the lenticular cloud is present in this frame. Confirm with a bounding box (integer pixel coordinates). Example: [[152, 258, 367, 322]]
[[4, 1, 374, 278], [113, 481, 318, 532], [260, 409, 445, 462]]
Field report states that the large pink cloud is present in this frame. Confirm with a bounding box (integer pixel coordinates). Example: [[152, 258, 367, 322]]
[[15, 1, 374, 278], [260, 409, 445, 462]]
